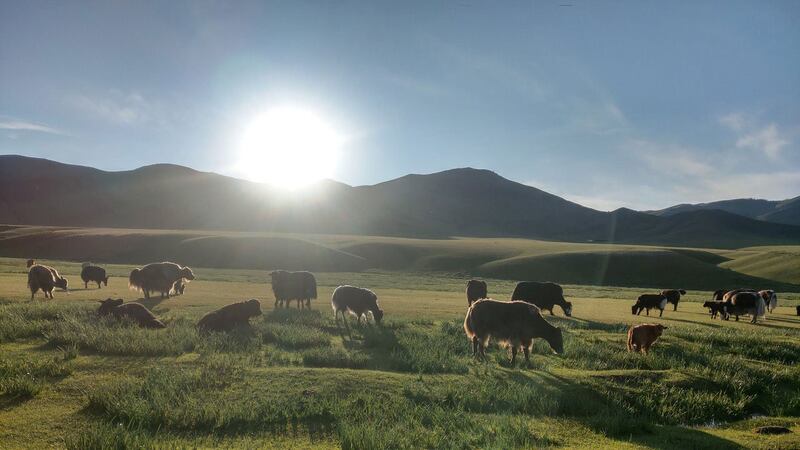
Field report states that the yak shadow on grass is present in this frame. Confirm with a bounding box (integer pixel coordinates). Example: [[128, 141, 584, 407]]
[[135, 296, 170, 310], [661, 317, 726, 329]]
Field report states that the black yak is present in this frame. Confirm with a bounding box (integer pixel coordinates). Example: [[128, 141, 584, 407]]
[[627, 324, 667, 354], [510, 281, 572, 317], [81, 265, 109, 289], [27, 264, 68, 300], [197, 299, 262, 333], [703, 301, 726, 319], [724, 291, 766, 324], [331, 285, 383, 326], [660, 289, 685, 311], [129, 262, 195, 299], [466, 279, 488, 306], [270, 270, 317, 309], [463, 299, 563, 364], [97, 298, 165, 329], [632, 294, 668, 317]]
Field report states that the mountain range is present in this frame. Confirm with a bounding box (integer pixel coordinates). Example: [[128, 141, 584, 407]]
[[646, 197, 800, 226], [1, 154, 799, 249]]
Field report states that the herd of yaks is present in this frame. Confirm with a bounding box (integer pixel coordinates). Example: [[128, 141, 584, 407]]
[[22, 259, 796, 364]]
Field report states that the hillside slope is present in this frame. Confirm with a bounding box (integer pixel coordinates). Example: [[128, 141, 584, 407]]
[[2, 155, 800, 247], [2, 225, 798, 291]]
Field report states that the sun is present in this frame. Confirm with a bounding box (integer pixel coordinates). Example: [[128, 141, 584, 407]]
[[238, 106, 343, 188]]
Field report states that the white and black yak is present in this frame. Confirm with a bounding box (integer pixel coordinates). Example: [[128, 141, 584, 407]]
[[27, 264, 68, 300], [724, 291, 766, 324], [197, 299, 262, 333], [331, 285, 383, 326], [129, 262, 195, 299], [510, 281, 573, 317], [81, 264, 109, 289], [759, 290, 778, 313], [464, 299, 563, 364], [466, 279, 488, 306], [632, 294, 668, 317], [97, 298, 165, 329], [270, 270, 317, 309], [660, 289, 686, 311]]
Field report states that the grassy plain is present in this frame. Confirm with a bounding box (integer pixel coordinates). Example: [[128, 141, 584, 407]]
[[1, 255, 799, 449]]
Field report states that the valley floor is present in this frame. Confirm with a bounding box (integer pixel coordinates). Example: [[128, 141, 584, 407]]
[[1, 257, 799, 449]]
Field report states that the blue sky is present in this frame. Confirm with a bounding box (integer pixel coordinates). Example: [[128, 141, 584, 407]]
[[1, 0, 799, 210]]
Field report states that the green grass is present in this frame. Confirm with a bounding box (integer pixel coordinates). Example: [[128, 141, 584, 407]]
[[0, 255, 799, 448]]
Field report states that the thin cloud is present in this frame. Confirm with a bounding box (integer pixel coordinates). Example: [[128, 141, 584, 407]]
[[0, 118, 63, 135], [719, 112, 791, 160], [735, 124, 788, 160], [66, 90, 164, 126], [628, 139, 713, 177]]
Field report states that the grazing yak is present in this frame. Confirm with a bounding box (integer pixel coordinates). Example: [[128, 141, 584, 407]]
[[270, 270, 317, 309], [759, 290, 778, 313], [703, 301, 726, 319], [796, 305, 800, 316], [97, 298, 165, 329], [27, 264, 68, 300], [464, 299, 563, 364], [660, 289, 686, 311], [627, 324, 667, 354], [197, 299, 262, 333], [81, 265, 109, 289], [724, 291, 766, 324], [331, 285, 383, 326], [129, 262, 195, 299], [466, 279, 488, 306], [632, 294, 668, 317], [510, 281, 572, 317]]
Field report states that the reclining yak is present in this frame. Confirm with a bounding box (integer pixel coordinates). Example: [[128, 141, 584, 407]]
[[98, 298, 165, 329]]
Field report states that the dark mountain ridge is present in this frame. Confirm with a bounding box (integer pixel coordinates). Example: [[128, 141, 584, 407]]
[[2, 154, 799, 248], [648, 196, 800, 226]]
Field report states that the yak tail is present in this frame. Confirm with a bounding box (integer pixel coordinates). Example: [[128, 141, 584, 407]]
[[129, 269, 141, 291], [756, 296, 766, 318], [463, 307, 475, 339]]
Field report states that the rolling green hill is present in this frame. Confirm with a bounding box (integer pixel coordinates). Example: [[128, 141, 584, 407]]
[[2, 224, 798, 291]]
